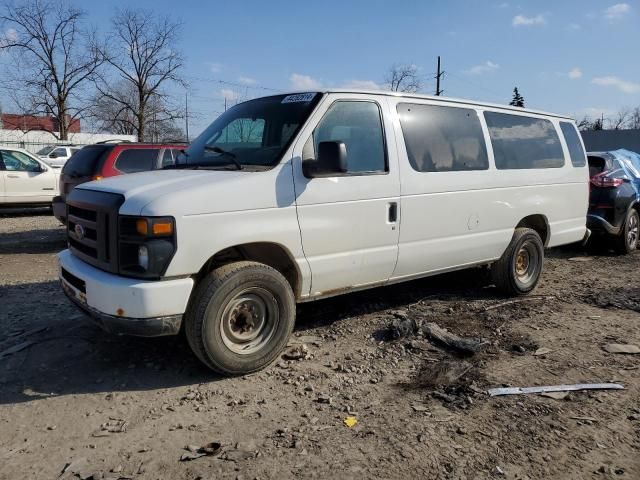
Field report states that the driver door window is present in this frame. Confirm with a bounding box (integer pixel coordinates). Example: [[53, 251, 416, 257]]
[[1, 151, 41, 172], [310, 101, 387, 174]]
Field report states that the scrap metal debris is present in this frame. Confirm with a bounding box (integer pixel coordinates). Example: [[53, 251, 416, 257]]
[[488, 383, 624, 397], [179, 442, 222, 461], [389, 314, 417, 339], [282, 344, 311, 360], [388, 312, 483, 355]]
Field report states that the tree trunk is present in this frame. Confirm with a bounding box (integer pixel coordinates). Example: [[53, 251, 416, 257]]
[[58, 102, 68, 141]]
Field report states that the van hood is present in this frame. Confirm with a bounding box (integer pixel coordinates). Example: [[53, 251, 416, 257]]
[[78, 168, 293, 216]]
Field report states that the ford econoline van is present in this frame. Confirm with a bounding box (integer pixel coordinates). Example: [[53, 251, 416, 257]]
[[58, 90, 589, 374]]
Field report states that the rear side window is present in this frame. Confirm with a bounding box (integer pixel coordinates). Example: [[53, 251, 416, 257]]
[[312, 100, 386, 173], [52, 147, 68, 157], [115, 149, 160, 173], [397, 103, 489, 172], [484, 112, 564, 169], [62, 146, 111, 177], [559, 122, 586, 167]]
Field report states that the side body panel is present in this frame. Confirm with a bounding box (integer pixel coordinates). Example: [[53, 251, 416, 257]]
[[136, 165, 312, 296], [389, 97, 588, 280]]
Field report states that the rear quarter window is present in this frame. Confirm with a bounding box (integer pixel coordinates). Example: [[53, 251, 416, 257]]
[[62, 146, 111, 177], [484, 112, 564, 169], [559, 122, 586, 167], [397, 103, 489, 172], [114, 149, 160, 173]]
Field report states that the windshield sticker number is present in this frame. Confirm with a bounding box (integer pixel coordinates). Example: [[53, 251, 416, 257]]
[[282, 93, 316, 104]]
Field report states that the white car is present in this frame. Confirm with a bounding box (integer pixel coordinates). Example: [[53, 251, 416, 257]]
[[58, 89, 589, 375], [0, 147, 59, 206], [37, 145, 81, 168]]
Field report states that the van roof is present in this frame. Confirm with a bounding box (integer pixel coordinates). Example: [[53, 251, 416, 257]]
[[282, 89, 574, 121]]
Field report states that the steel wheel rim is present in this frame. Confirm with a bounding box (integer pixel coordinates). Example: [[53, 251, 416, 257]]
[[515, 241, 539, 284], [628, 213, 639, 249], [220, 287, 279, 355]]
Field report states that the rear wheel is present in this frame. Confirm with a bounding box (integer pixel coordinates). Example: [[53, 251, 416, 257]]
[[614, 208, 639, 254], [491, 228, 544, 296], [185, 261, 295, 375]]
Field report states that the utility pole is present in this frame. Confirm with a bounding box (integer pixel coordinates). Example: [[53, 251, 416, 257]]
[[185, 91, 190, 142], [435, 56, 444, 96]]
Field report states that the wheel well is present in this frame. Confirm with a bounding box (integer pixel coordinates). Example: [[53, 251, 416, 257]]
[[197, 242, 301, 298], [516, 215, 549, 246]]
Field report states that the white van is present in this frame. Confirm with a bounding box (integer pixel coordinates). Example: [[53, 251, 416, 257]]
[[58, 90, 589, 374]]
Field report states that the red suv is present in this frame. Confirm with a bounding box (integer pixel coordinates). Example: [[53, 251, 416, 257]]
[[53, 142, 185, 223]]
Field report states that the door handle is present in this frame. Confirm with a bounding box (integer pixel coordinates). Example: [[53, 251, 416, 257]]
[[7, 174, 19, 178], [388, 202, 398, 223]]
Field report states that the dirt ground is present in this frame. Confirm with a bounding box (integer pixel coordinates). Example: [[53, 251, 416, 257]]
[[1, 209, 639, 480]]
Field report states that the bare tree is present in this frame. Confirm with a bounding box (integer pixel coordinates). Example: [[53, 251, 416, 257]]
[[91, 81, 184, 141], [628, 107, 640, 130], [0, 0, 104, 140], [576, 116, 593, 131], [97, 9, 184, 142], [384, 64, 422, 93], [611, 108, 630, 130]]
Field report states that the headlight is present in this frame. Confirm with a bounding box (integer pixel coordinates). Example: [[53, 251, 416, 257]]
[[118, 216, 176, 279]]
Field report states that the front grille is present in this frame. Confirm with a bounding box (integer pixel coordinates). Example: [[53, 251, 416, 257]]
[[61, 267, 86, 293], [65, 189, 124, 274]]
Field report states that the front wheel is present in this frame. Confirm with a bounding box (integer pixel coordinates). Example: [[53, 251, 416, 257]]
[[491, 228, 544, 296], [185, 261, 296, 375], [613, 208, 639, 254]]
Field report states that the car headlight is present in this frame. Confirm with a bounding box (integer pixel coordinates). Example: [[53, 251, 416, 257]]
[[118, 216, 176, 279]]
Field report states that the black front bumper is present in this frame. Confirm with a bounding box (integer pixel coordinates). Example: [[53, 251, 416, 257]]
[[52, 195, 66, 223], [63, 283, 182, 337], [587, 214, 621, 236]]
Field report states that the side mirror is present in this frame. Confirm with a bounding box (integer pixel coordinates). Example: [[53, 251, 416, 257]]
[[49, 152, 58, 158], [302, 141, 348, 178]]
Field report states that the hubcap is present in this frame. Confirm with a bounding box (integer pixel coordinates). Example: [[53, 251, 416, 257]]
[[514, 241, 539, 285], [220, 287, 279, 355], [628, 214, 639, 249]]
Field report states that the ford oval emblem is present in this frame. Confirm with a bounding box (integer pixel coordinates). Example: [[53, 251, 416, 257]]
[[74, 223, 85, 240]]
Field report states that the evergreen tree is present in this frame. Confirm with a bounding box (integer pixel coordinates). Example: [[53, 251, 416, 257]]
[[509, 87, 525, 108]]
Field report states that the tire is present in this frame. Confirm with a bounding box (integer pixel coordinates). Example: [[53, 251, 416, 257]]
[[613, 208, 639, 254], [491, 228, 544, 296], [184, 261, 296, 375]]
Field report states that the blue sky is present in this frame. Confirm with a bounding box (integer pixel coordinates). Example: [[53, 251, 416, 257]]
[[5, 0, 640, 135]]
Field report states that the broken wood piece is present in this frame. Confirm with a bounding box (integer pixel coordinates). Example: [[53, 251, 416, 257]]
[[483, 295, 555, 312], [487, 383, 624, 397], [533, 347, 553, 356], [421, 322, 484, 355]]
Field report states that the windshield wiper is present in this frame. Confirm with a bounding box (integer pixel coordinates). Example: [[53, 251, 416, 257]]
[[204, 145, 243, 170]]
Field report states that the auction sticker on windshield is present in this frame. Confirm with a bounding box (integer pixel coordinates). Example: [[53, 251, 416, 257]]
[[281, 93, 316, 103]]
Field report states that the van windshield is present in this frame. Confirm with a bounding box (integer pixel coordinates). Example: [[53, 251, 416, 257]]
[[176, 93, 321, 169]]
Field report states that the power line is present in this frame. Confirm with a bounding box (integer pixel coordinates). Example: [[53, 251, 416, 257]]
[[184, 74, 280, 93]]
